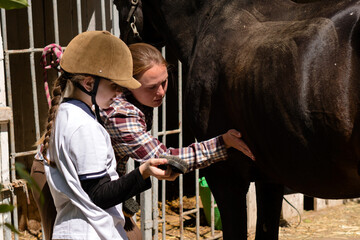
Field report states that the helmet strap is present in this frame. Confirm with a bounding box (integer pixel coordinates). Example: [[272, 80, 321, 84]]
[[73, 77, 104, 126], [91, 78, 105, 126]]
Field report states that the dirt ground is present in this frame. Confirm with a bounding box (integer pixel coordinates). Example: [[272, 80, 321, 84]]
[[249, 199, 360, 240], [16, 198, 360, 240], [277, 199, 360, 240]]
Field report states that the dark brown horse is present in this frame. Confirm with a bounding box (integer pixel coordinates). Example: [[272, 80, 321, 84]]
[[115, 0, 360, 239]]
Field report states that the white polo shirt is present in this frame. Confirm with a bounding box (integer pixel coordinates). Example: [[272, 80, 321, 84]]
[[45, 100, 127, 240]]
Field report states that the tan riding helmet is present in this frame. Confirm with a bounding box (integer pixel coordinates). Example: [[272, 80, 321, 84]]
[[60, 30, 141, 89]]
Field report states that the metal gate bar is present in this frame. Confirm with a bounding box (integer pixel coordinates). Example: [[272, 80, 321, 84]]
[[52, 0, 59, 44], [76, 0, 82, 33]]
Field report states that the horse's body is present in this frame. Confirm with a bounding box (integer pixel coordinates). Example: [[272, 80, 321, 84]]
[[116, 0, 360, 239]]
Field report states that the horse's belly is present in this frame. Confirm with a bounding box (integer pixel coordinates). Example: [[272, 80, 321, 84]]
[[255, 141, 360, 198]]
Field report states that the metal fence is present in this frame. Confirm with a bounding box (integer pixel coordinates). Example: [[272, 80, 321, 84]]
[[0, 1, 220, 240]]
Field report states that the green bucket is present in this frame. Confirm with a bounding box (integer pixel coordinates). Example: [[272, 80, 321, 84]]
[[199, 177, 222, 230]]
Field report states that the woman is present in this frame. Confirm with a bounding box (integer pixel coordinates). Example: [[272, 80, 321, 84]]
[[102, 42, 254, 177], [39, 31, 177, 240], [101, 43, 254, 238]]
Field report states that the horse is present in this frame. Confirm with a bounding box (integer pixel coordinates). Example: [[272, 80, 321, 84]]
[[114, 0, 360, 239]]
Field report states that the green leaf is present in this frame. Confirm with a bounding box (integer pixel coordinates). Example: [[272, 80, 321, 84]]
[[0, 204, 14, 213], [303, 219, 312, 223], [4, 222, 20, 234], [0, 0, 28, 10]]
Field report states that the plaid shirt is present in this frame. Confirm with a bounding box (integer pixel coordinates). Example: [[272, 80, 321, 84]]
[[102, 93, 228, 176]]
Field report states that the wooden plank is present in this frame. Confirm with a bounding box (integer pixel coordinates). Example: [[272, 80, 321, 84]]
[[0, 107, 12, 124], [326, 199, 344, 207], [314, 198, 327, 211], [282, 194, 304, 219], [247, 183, 257, 231], [314, 198, 344, 211]]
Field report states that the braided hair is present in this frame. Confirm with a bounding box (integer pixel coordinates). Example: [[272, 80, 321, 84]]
[[38, 73, 67, 166], [38, 73, 88, 167]]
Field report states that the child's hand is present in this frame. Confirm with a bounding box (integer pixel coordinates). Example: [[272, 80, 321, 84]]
[[139, 158, 180, 181]]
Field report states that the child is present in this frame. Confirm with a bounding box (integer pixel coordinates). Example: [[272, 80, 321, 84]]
[[39, 31, 177, 240]]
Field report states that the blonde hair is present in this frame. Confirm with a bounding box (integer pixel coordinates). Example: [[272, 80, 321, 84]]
[[128, 43, 168, 79], [37, 73, 89, 167]]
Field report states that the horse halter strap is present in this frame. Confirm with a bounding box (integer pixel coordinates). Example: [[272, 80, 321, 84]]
[[126, 0, 139, 22], [126, 0, 142, 41]]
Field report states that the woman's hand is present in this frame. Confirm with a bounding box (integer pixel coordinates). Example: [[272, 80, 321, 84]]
[[222, 129, 255, 160], [139, 158, 180, 181]]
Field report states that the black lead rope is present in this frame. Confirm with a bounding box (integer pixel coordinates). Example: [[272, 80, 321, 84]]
[[73, 77, 104, 126]]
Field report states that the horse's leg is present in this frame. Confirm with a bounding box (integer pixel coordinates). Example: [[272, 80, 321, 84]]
[[202, 153, 252, 240], [254, 180, 284, 240]]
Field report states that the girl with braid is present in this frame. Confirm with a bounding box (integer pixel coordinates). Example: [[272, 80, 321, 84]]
[[37, 31, 178, 240]]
